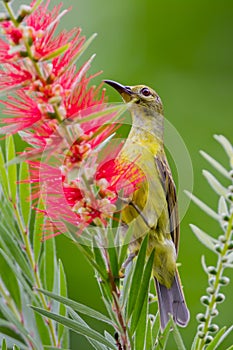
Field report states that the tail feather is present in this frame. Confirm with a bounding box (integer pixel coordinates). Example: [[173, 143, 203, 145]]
[[155, 272, 190, 330]]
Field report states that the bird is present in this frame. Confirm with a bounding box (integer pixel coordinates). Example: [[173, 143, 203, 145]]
[[104, 79, 190, 330]]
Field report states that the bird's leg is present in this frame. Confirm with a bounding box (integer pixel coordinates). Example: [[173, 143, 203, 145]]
[[121, 252, 137, 270]]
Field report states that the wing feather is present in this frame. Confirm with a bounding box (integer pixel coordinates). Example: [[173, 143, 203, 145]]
[[155, 155, 180, 252]]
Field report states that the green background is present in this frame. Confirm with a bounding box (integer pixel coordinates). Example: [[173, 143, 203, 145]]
[[3, 0, 233, 349]]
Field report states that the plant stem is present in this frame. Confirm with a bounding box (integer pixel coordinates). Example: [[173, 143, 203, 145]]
[[105, 249, 130, 350], [196, 213, 233, 350]]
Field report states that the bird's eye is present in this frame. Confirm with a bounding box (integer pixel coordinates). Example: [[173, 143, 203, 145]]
[[140, 87, 151, 97]]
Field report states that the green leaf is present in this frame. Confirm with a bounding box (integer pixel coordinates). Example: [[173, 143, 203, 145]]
[[107, 229, 119, 282], [189, 224, 217, 251], [0, 147, 9, 197], [155, 318, 172, 350], [170, 317, 187, 350], [13, 346, 20, 350], [69, 309, 108, 350], [151, 312, 160, 348], [0, 250, 21, 311], [6, 135, 17, 204], [200, 150, 231, 179], [36, 288, 113, 325], [190, 333, 199, 350], [145, 318, 153, 350], [205, 325, 233, 350], [0, 220, 33, 281], [185, 191, 219, 220], [0, 334, 27, 350], [19, 161, 31, 228], [130, 249, 155, 334], [92, 240, 108, 281], [58, 260, 68, 343], [33, 311, 51, 346], [118, 223, 134, 270], [202, 170, 228, 197], [33, 197, 44, 263], [44, 236, 56, 291], [127, 234, 148, 319], [214, 135, 233, 167], [0, 248, 35, 300], [0, 302, 39, 348], [1, 339, 7, 350], [40, 43, 70, 61], [134, 297, 148, 350], [31, 306, 116, 349]]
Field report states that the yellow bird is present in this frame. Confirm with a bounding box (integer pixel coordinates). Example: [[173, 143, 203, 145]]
[[104, 80, 190, 330]]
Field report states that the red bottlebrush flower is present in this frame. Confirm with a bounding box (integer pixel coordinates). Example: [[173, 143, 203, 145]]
[[0, 89, 42, 134], [27, 143, 145, 238]]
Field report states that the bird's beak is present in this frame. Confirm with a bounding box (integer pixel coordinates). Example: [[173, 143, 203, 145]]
[[104, 80, 133, 102]]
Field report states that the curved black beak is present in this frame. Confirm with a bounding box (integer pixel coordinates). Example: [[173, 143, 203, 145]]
[[104, 80, 132, 96]]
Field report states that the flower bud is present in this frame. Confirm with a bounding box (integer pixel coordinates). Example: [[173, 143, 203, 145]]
[[228, 241, 233, 250], [198, 331, 205, 339], [219, 276, 230, 285], [200, 296, 210, 305], [209, 277, 215, 285], [209, 308, 218, 317], [205, 335, 213, 344], [196, 313, 206, 322], [214, 244, 222, 253], [215, 293, 225, 303], [208, 324, 219, 333], [206, 286, 215, 294], [207, 266, 217, 275], [218, 235, 227, 243]]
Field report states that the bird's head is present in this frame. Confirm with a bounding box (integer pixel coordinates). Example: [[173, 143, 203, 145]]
[[104, 80, 163, 114]]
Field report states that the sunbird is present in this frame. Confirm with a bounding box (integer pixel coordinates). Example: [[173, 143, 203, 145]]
[[104, 80, 190, 330]]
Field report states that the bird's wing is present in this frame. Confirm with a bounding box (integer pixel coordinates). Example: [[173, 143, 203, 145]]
[[155, 155, 180, 253]]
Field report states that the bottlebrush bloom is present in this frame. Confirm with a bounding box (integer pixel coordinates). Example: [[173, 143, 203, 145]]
[[0, 0, 145, 239], [28, 151, 145, 238]]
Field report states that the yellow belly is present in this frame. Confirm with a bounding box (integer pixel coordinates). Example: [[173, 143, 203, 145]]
[[120, 132, 177, 288]]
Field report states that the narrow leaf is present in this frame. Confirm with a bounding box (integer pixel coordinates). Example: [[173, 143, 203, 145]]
[[0, 251, 21, 311], [41, 43, 70, 61], [118, 223, 134, 269], [44, 237, 56, 291], [69, 309, 108, 350], [1, 339, 7, 350], [19, 161, 31, 228], [107, 229, 119, 281], [31, 306, 116, 349], [0, 147, 9, 197], [200, 150, 231, 179], [6, 135, 17, 203], [127, 234, 148, 319], [58, 260, 68, 343], [170, 317, 187, 350], [33, 197, 44, 263], [130, 249, 155, 334], [155, 318, 172, 350], [135, 297, 148, 350], [205, 325, 233, 350], [0, 221, 33, 281], [185, 191, 219, 220], [36, 288, 113, 325], [202, 170, 228, 197], [189, 224, 217, 251], [214, 135, 233, 167]]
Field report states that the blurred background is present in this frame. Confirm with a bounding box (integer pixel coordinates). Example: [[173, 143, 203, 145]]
[[4, 0, 233, 348]]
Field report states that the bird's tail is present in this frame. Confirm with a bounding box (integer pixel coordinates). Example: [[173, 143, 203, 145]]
[[154, 271, 190, 330]]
